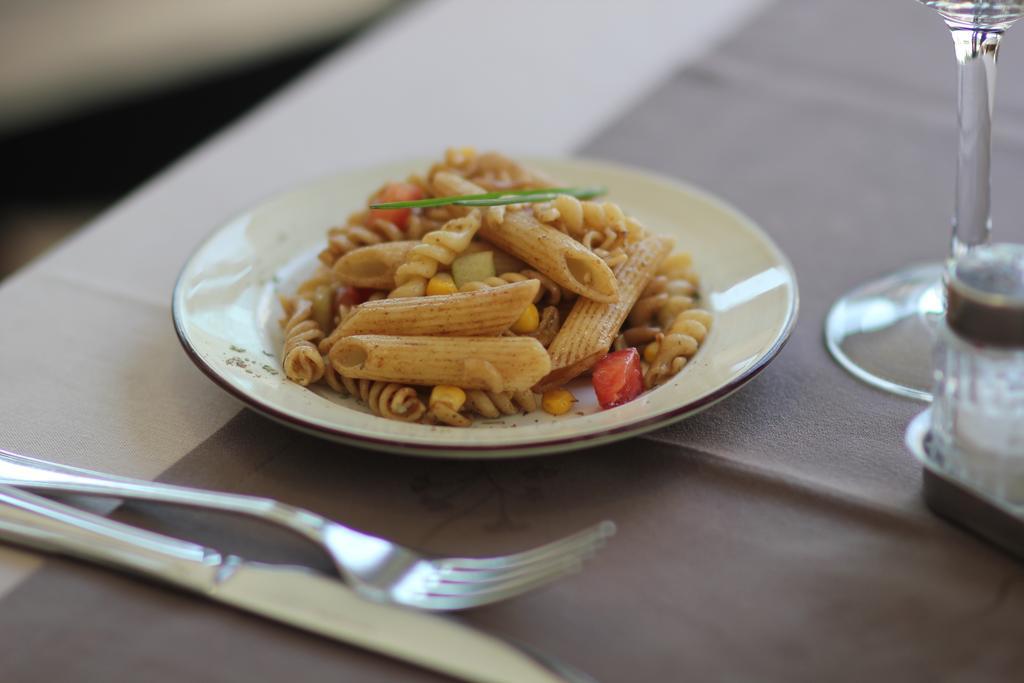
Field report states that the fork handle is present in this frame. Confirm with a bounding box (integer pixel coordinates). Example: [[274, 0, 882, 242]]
[[0, 484, 221, 591], [0, 448, 314, 532]]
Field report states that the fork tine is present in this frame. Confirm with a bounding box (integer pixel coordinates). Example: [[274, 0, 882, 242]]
[[432, 547, 597, 587], [434, 521, 615, 573], [415, 557, 584, 609], [430, 540, 599, 586], [388, 525, 607, 605], [422, 528, 612, 596]]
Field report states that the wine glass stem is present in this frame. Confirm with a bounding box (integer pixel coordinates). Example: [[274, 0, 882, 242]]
[[951, 28, 1002, 258]]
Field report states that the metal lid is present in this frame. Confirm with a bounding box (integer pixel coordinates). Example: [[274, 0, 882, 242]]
[[946, 243, 1024, 348]]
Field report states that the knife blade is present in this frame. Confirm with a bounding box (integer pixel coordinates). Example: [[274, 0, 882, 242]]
[[0, 485, 593, 683], [212, 561, 593, 683]]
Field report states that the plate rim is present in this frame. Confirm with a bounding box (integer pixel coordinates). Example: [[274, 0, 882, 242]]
[[171, 156, 800, 458]]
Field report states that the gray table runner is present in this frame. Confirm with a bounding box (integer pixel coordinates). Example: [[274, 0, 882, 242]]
[[4, 1, 1024, 680]]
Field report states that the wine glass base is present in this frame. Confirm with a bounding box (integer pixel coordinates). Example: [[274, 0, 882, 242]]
[[825, 263, 945, 402]]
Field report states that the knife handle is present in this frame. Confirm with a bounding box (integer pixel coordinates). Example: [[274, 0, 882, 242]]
[[0, 485, 222, 592], [0, 448, 306, 529]]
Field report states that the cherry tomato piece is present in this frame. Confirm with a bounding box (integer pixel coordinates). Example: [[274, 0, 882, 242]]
[[369, 182, 424, 230], [591, 348, 643, 409]]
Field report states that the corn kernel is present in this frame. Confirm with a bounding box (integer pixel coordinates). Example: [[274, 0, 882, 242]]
[[643, 341, 660, 364], [510, 303, 540, 334], [430, 385, 466, 411], [426, 273, 458, 296], [542, 389, 575, 416]]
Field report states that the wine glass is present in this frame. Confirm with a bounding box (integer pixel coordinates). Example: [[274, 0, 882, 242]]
[[825, 1, 1024, 401]]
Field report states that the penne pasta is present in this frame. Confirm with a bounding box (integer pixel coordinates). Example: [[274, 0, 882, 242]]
[[431, 173, 618, 302], [328, 335, 551, 393], [534, 234, 673, 392], [478, 209, 619, 303], [331, 241, 417, 289], [338, 280, 539, 337]]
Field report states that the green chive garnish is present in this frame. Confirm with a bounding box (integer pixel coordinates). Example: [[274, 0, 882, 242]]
[[370, 186, 607, 210]]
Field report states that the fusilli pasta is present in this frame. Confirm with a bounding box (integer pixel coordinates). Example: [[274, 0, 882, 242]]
[[390, 210, 482, 298], [334, 377, 428, 422], [280, 295, 326, 386], [428, 147, 554, 192], [538, 196, 646, 252], [644, 309, 712, 388], [526, 305, 560, 348], [319, 211, 433, 267], [312, 300, 350, 395], [465, 390, 538, 418]]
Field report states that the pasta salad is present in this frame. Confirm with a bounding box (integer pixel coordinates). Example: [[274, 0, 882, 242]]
[[278, 148, 711, 426]]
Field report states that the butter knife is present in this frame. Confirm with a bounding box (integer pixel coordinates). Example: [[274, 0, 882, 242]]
[[0, 485, 594, 683]]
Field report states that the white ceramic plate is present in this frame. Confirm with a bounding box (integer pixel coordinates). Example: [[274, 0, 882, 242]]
[[172, 158, 798, 457]]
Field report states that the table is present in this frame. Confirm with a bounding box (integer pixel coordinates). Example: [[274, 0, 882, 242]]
[[2, 1, 1024, 680]]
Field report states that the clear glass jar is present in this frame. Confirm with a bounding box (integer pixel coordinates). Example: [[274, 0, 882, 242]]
[[931, 243, 1024, 503]]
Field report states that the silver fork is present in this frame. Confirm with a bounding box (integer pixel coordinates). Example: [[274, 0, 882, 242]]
[[0, 448, 614, 611]]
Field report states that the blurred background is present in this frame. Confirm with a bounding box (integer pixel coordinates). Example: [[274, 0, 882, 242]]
[[0, 0, 400, 279]]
